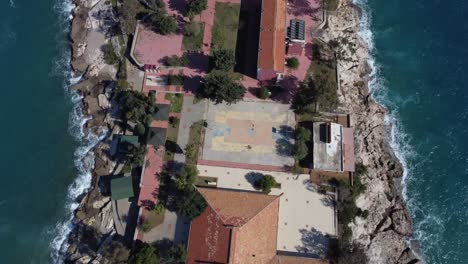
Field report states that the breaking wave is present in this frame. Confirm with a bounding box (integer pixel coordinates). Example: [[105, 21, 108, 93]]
[[48, 0, 107, 262], [352, 0, 423, 261]]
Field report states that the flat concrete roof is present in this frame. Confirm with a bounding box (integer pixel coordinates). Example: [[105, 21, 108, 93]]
[[196, 165, 336, 258], [312, 122, 343, 172]]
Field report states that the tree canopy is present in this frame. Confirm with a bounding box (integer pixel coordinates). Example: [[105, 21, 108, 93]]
[[199, 71, 246, 104], [129, 245, 159, 264], [175, 164, 199, 191], [256, 174, 278, 194], [187, 0, 207, 16], [175, 190, 207, 219], [118, 90, 155, 125], [211, 48, 236, 71], [286, 57, 299, 70]]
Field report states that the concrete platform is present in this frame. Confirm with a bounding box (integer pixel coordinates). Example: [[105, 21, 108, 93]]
[[201, 101, 296, 167]]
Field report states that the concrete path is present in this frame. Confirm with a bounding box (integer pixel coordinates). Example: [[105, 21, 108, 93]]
[[174, 96, 207, 163], [142, 209, 191, 245]]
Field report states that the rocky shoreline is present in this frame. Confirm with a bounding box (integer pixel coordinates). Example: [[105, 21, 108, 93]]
[[320, 1, 421, 263], [61, 0, 421, 263]]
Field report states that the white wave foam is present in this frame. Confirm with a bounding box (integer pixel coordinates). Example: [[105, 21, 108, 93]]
[[47, 0, 109, 262], [9, 0, 16, 8], [353, 0, 425, 261]]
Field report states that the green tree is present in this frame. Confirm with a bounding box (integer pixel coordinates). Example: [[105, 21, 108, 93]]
[[160, 245, 187, 264], [211, 48, 236, 71], [256, 174, 278, 194], [159, 16, 177, 35], [129, 245, 159, 264], [129, 145, 147, 167], [184, 143, 198, 164], [286, 57, 300, 70], [186, 0, 207, 16], [175, 190, 207, 219], [199, 71, 246, 104], [292, 69, 338, 113], [118, 90, 155, 124], [295, 127, 311, 141], [293, 140, 308, 161], [175, 164, 199, 191]]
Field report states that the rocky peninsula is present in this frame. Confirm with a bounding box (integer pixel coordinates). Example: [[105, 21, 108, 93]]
[[62, 0, 421, 263], [319, 1, 421, 263]]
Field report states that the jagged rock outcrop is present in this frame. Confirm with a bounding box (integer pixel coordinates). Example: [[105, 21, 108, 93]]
[[320, 1, 420, 263]]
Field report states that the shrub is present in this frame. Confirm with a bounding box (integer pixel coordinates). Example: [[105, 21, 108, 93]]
[[102, 43, 119, 65], [166, 54, 190, 67], [139, 222, 152, 233], [211, 48, 236, 71], [153, 203, 165, 215], [187, 0, 207, 16], [258, 87, 270, 99], [286, 57, 300, 70], [256, 174, 278, 194], [199, 70, 246, 104], [168, 75, 185, 86], [355, 162, 367, 176], [185, 143, 198, 164]]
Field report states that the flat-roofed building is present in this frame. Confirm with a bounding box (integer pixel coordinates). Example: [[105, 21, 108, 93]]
[[312, 122, 355, 172]]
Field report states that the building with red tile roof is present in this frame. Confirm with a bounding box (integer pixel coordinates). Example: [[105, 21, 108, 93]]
[[257, 0, 287, 82], [186, 187, 330, 264], [187, 188, 280, 264]]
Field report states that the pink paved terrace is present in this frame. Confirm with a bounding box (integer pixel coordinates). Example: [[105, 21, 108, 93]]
[[133, 24, 184, 66], [285, 0, 322, 81]]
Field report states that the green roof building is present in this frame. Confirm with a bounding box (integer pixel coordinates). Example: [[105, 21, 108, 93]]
[[111, 176, 134, 200], [118, 135, 140, 154]]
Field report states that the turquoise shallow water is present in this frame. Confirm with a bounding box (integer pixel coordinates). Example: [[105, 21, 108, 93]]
[[359, 0, 468, 263]]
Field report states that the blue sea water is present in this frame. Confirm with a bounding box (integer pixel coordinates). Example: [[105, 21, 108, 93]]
[[357, 0, 468, 263], [0, 0, 100, 263]]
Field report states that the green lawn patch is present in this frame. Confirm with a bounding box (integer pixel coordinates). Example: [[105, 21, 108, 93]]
[[211, 3, 240, 50], [165, 93, 183, 113], [164, 117, 180, 161], [186, 120, 205, 164], [183, 22, 205, 51]]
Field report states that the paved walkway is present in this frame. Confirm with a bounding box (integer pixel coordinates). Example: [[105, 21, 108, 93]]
[[141, 209, 191, 244], [174, 96, 207, 163]]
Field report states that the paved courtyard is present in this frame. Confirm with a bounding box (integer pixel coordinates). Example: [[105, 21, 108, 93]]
[[197, 165, 336, 258], [200, 101, 296, 169]]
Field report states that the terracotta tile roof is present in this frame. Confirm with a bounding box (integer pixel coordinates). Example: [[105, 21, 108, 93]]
[[186, 206, 231, 263], [230, 197, 280, 264], [258, 0, 287, 77], [198, 187, 280, 227], [271, 255, 329, 264]]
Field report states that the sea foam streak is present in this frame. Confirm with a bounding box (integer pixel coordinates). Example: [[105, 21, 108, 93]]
[[48, 0, 107, 262], [353, 0, 424, 261]]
